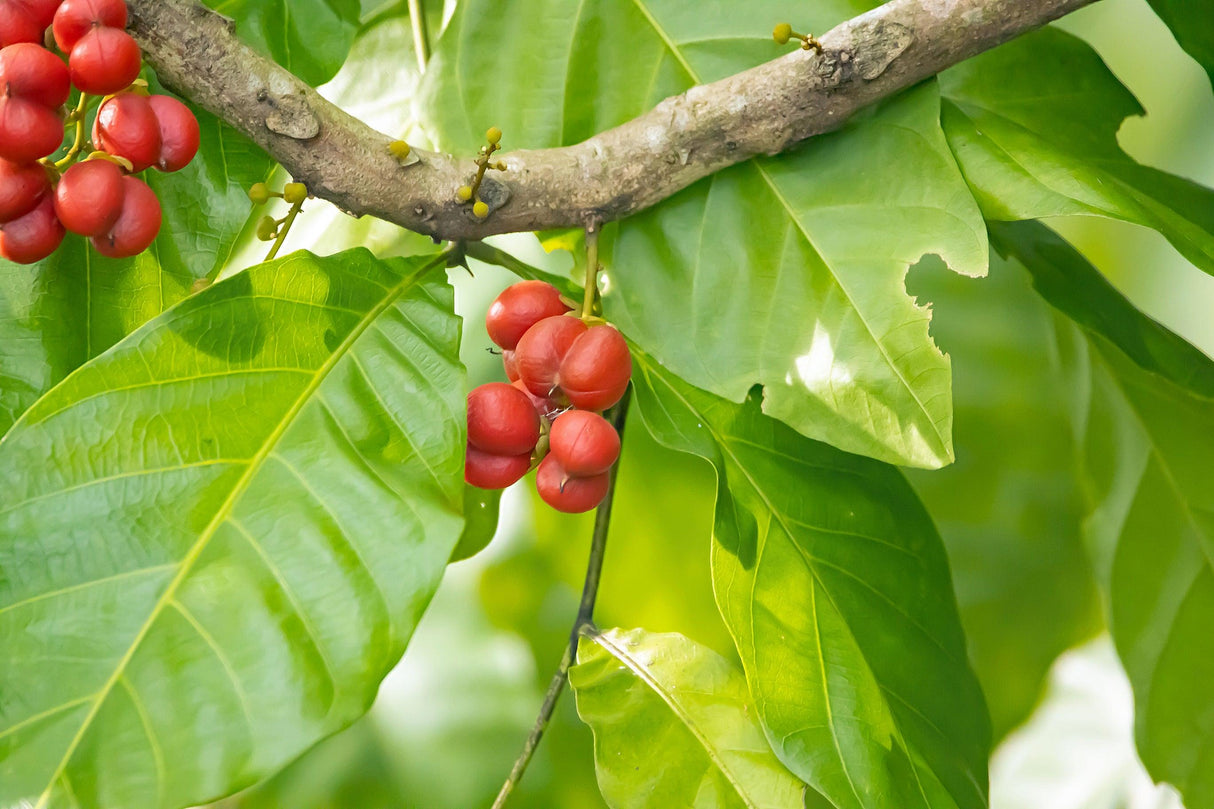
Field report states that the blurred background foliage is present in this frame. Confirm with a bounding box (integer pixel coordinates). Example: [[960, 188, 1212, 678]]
[[210, 0, 1212, 806]]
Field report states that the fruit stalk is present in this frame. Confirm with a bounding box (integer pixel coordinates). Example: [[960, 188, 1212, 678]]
[[489, 388, 631, 809], [581, 225, 598, 321]]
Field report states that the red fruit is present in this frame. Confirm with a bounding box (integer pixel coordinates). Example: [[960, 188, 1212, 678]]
[[0, 157, 46, 222], [535, 455, 609, 513], [52, 0, 126, 52], [91, 175, 159, 258], [486, 280, 571, 350], [467, 381, 541, 457], [465, 445, 531, 490], [502, 348, 519, 382], [93, 92, 160, 171], [511, 379, 562, 421], [514, 314, 586, 398], [558, 325, 632, 411], [0, 193, 62, 263], [549, 410, 620, 477], [0, 43, 70, 107], [69, 26, 140, 95], [0, 5, 43, 49], [54, 158, 124, 236], [0, 96, 62, 162], [13, 0, 59, 28], [147, 95, 199, 172]]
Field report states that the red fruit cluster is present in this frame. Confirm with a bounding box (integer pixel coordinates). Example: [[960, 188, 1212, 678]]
[[0, 0, 201, 264], [466, 280, 633, 514]]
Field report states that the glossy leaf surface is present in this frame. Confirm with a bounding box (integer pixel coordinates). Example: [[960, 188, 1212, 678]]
[[630, 350, 990, 809], [204, 0, 361, 86], [0, 249, 466, 808], [940, 28, 1214, 276], [571, 627, 805, 809], [992, 220, 1214, 808], [421, 0, 986, 469]]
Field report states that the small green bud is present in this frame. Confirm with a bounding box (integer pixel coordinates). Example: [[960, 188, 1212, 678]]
[[472, 200, 489, 219], [456, 185, 473, 202], [248, 182, 271, 205], [256, 215, 277, 241], [485, 126, 502, 145], [388, 139, 411, 160], [283, 182, 308, 205], [773, 22, 792, 44]]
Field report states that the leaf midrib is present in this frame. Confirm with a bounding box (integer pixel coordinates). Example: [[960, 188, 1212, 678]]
[[30, 256, 435, 809]]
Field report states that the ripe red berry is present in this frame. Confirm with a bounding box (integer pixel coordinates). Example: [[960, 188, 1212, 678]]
[[69, 26, 140, 95], [91, 175, 160, 258], [54, 158, 124, 236], [465, 445, 531, 490], [52, 0, 126, 52], [549, 410, 620, 477], [0, 157, 46, 222], [0, 193, 62, 263], [93, 92, 160, 172], [0, 43, 70, 107], [486, 280, 571, 350], [502, 348, 519, 382], [14, 0, 59, 28], [0, 4, 43, 49], [558, 324, 632, 411], [514, 314, 586, 398], [535, 455, 609, 513], [467, 381, 541, 457], [0, 96, 62, 162], [147, 95, 199, 172]]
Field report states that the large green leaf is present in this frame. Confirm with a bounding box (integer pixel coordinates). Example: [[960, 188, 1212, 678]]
[[991, 220, 1214, 808], [204, 0, 361, 86], [1144, 0, 1214, 87], [630, 351, 990, 809], [905, 254, 1101, 740], [0, 84, 273, 436], [940, 28, 1214, 276], [421, 0, 987, 469], [0, 249, 466, 808], [570, 627, 805, 809]]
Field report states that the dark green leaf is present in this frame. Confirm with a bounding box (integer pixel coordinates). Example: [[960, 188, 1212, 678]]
[[0, 249, 466, 808], [203, 0, 361, 86], [571, 627, 805, 809], [423, 0, 985, 468], [992, 219, 1214, 808], [905, 253, 1101, 740], [450, 485, 501, 562], [940, 28, 1214, 276], [1144, 0, 1214, 87], [630, 351, 990, 809]]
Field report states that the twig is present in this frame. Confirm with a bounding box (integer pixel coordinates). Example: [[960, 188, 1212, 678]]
[[490, 390, 632, 809], [407, 0, 430, 72]]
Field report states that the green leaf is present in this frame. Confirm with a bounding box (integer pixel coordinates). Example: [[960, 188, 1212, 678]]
[[0, 249, 466, 808], [570, 627, 806, 809], [203, 0, 361, 86], [1144, 0, 1214, 87], [630, 351, 990, 809], [939, 28, 1214, 276], [423, 0, 985, 468], [905, 254, 1101, 740], [449, 484, 501, 563], [0, 83, 272, 437], [991, 220, 1214, 808]]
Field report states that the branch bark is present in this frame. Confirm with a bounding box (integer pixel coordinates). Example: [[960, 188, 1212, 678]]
[[128, 0, 1093, 241]]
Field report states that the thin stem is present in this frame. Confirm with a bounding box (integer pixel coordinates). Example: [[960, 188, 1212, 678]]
[[52, 94, 90, 170], [407, 0, 431, 71], [264, 202, 302, 261], [581, 227, 599, 320], [490, 390, 632, 809]]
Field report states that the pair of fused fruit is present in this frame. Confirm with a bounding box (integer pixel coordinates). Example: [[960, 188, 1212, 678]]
[[1, 0, 139, 94], [465, 280, 633, 514]]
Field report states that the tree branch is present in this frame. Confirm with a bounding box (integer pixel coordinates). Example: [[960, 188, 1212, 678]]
[[128, 0, 1092, 242]]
